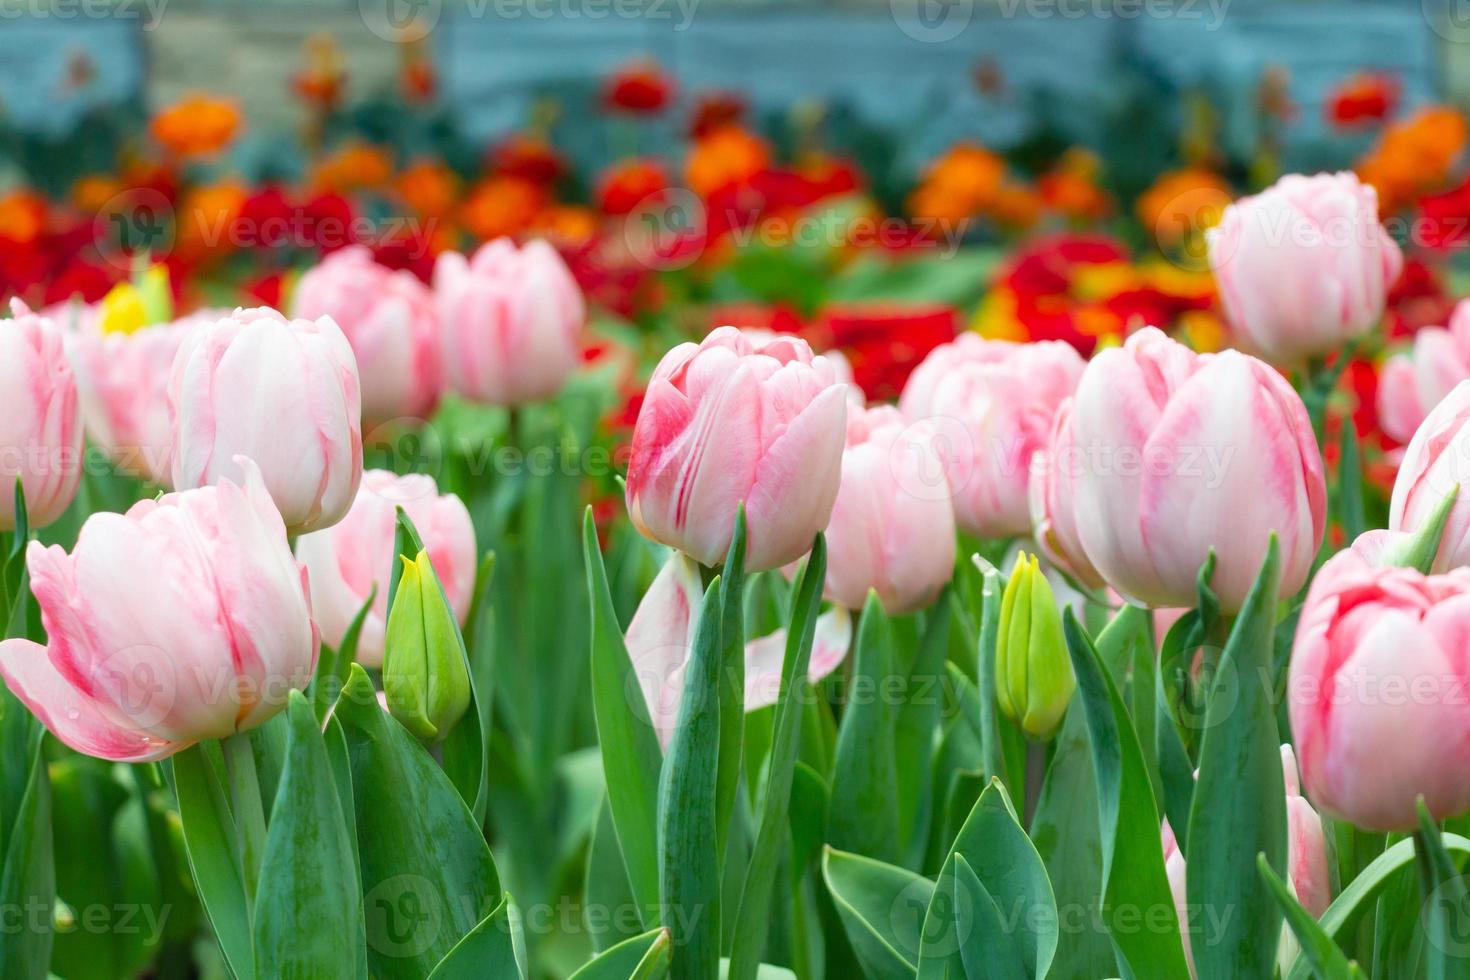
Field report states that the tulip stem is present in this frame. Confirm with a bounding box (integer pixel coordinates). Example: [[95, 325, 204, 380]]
[[221, 732, 267, 907]]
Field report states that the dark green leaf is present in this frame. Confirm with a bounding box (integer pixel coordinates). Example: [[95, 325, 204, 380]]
[[1259, 854, 1359, 980], [828, 592, 899, 863], [0, 730, 51, 979], [172, 743, 254, 979]]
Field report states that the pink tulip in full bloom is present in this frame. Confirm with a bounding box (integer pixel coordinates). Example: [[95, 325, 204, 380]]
[[822, 404, 955, 615], [1378, 300, 1470, 446], [1029, 398, 1105, 590], [625, 326, 848, 572], [295, 470, 477, 668], [68, 309, 221, 486], [1289, 531, 1470, 830], [625, 551, 852, 741], [1207, 171, 1402, 364], [1, 300, 82, 529], [0, 459, 318, 762], [1161, 745, 1330, 973], [1389, 380, 1470, 571], [292, 246, 443, 425], [899, 335, 1084, 539], [168, 307, 363, 534], [435, 238, 585, 406], [1069, 327, 1325, 611]]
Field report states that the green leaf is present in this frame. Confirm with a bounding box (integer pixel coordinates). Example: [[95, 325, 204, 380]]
[[715, 507, 748, 876], [336, 664, 500, 980], [658, 576, 725, 980], [1336, 419, 1367, 544], [917, 780, 1056, 980], [1186, 537, 1285, 980], [896, 592, 952, 867], [1383, 483, 1458, 573], [828, 592, 900, 863], [253, 692, 362, 978], [972, 557, 1008, 786], [1258, 854, 1359, 980], [1416, 801, 1470, 980], [426, 895, 527, 980], [172, 743, 254, 979], [0, 729, 51, 979], [585, 799, 643, 953], [728, 535, 826, 980], [569, 928, 672, 979], [1063, 609, 1190, 980], [822, 847, 934, 977], [953, 853, 1027, 980], [585, 507, 664, 924], [312, 586, 375, 723]]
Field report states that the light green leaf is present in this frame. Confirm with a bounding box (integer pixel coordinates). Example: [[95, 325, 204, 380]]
[[822, 847, 934, 978], [172, 743, 253, 980], [828, 592, 900, 863]]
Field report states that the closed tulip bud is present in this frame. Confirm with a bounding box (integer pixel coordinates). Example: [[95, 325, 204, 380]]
[[0, 458, 317, 761], [1208, 171, 1402, 364], [292, 246, 443, 425], [899, 335, 1084, 538], [1289, 531, 1470, 831], [995, 553, 1073, 740], [168, 307, 363, 534], [1, 300, 82, 530], [435, 238, 585, 406], [382, 549, 470, 742], [625, 326, 848, 572], [1389, 380, 1470, 571], [295, 471, 476, 668], [1070, 327, 1325, 611]]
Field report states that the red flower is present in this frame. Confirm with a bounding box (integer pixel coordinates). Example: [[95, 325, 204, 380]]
[[489, 135, 567, 188], [689, 91, 745, 138], [603, 59, 674, 115], [42, 259, 118, 306], [1328, 73, 1400, 128], [1417, 175, 1470, 250], [815, 304, 958, 402], [299, 192, 358, 252], [596, 159, 669, 216]]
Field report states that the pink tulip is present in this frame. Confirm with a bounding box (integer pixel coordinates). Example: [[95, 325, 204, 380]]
[[1378, 300, 1470, 446], [1161, 744, 1330, 973], [1208, 171, 1402, 364], [626, 326, 848, 572], [168, 307, 363, 534], [0, 459, 318, 762], [1389, 380, 1470, 571], [435, 238, 585, 406], [822, 404, 955, 614], [0, 300, 82, 529], [625, 551, 853, 741], [899, 335, 1084, 539], [292, 246, 442, 425], [1288, 532, 1470, 830], [295, 470, 477, 668], [1069, 327, 1325, 611], [1029, 398, 1105, 590], [67, 309, 221, 486]]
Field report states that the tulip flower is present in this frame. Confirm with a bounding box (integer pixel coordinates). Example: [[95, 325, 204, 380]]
[[168, 307, 363, 534], [899, 335, 1084, 539], [1029, 398, 1105, 590], [292, 245, 443, 425], [995, 553, 1073, 740], [0, 459, 318, 762], [69, 307, 222, 486], [1388, 380, 1470, 572], [1207, 171, 1402, 364], [822, 405, 955, 615], [625, 326, 848, 572], [1377, 299, 1470, 445], [1, 300, 82, 530], [1288, 531, 1470, 830], [295, 470, 476, 668], [1069, 327, 1325, 611], [1162, 745, 1330, 973], [382, 549, 471, 742], [435, 238, 585, 406]]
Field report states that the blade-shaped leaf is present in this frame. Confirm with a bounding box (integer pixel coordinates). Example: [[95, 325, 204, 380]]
[[822, 846, 934, 978], [173, 743, 254, 979], [426, 894, 527, 980], [828, 592, 900, 863], [1259, 854, 1360, 980], [569, 928, 672, 979], [0, 728, 52, 978], [715, 508, 748, 875]]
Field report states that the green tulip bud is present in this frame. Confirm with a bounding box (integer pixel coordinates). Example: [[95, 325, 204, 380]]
[[995, 552, 1074, 740], [382, 549, 471, 742]]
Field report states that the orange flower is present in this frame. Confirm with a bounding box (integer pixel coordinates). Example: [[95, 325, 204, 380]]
[[1357, 106, 1469, 213], [311, 142, 394, 194], [1136, 167, 1232, 246], [686, 126, 770, 198], [0, 191, 46, 245], [1039, 149, 1113, 222], [174, 180, 249, 261], [531, 205, 599, 247], [907, 142, 1007, 226], [460, 176, 545, 242], [395, 159, 460, 219], [293, 34, 346, 109], [990, 182, 1043, 231], [70, 175, 126, 215], [596, 159, 668, 216], [150, 93, 242, 158]]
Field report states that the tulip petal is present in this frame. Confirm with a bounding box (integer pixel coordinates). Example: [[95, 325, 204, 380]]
[[624, 551, 704, 748], [744, 605, 853, 712]]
